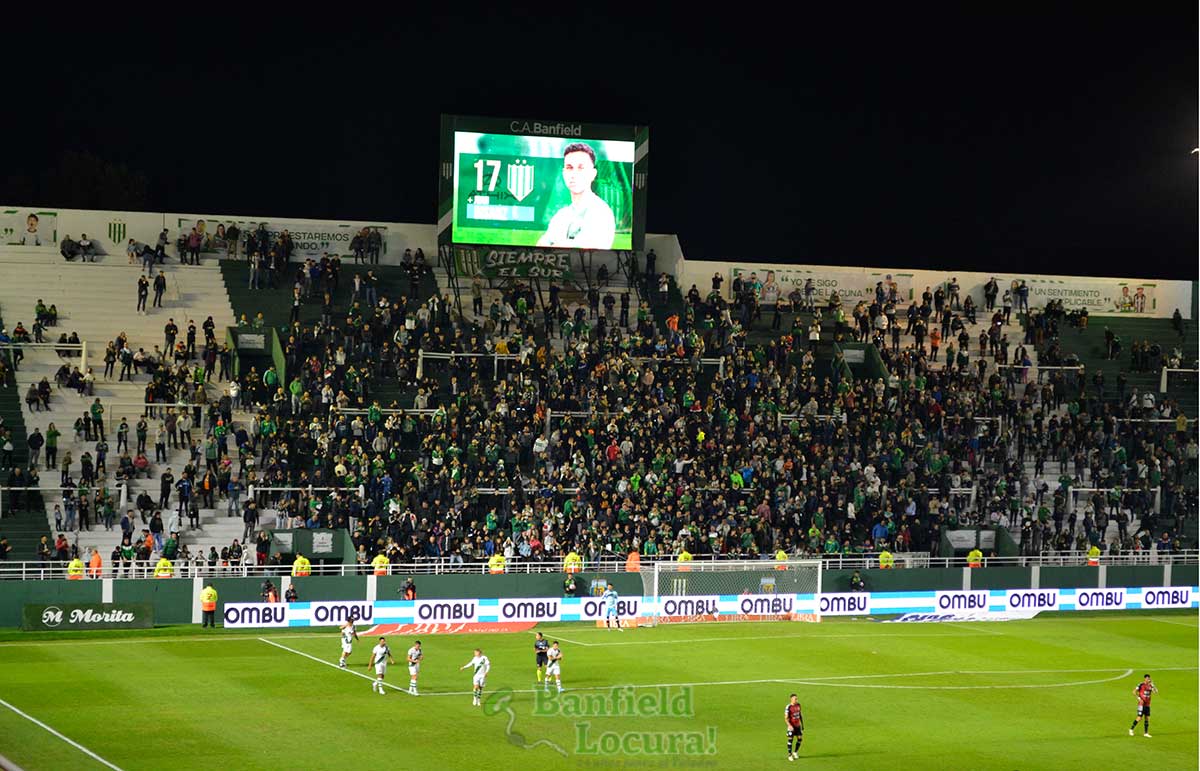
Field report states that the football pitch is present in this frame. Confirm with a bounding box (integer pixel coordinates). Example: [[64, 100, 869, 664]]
[[0, 611, 1195, 770]]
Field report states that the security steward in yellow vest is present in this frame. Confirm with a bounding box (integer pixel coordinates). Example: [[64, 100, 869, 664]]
[[292, 553, 312, 577], [488, 553, 506, 574], [372, 553, 390, 576], [966, 548, 983, 568], [775, 547, 789, 570], [154, 556, 174, 578], [878, 550, 895, 569], [677, 549, 694, 572], [563, 551, 583, 574], [1087, 545, 1101, 566], [200, 584, 218, 628], [67, 556, 85, 580]]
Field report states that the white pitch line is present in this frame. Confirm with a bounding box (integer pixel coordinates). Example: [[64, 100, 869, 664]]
[[258, 639, 1200, 699], [0, 632, 339, 648], [781, 669, 1136, 690], [1148, 617, 1199, 628], [258, 638, 415, 696], [526, 630, 984, 647], [539, 634, 596, 648], [944, 622, 1004, 636], [409, 665, 1198, 697], [417, 678, 796, 698], [0, 696, 125, 770]]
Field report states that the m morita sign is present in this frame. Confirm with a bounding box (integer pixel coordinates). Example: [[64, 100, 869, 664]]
[[22, 603, 154, 631]]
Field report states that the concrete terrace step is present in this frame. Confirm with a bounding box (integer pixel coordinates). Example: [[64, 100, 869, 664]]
[[0, 253, 238, 538]]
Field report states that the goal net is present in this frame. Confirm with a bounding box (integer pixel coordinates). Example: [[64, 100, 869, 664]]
[[640, 559, 823, 626]]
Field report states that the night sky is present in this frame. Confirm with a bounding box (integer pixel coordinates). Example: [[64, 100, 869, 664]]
[[3, 8, 1195, 279]]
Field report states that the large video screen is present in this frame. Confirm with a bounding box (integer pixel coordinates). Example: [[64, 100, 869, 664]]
[[440, 116, 647, 251]]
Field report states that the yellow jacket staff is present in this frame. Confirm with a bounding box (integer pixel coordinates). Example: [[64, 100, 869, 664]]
[[292, 554, 312, 577]]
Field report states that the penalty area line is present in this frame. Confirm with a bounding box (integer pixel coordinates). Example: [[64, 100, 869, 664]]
[[258, 637, 415, 696], [540, 630, 983, 647], [539, 633, 597, 647], [778, 669, 1137, 690], [1148, 617, 1198, 628], [419, 666, 1176, 698], [0, 695, 125, 770]]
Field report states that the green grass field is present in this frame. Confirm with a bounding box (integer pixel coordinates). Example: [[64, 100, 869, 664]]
[[0, 612, 1195, 770]]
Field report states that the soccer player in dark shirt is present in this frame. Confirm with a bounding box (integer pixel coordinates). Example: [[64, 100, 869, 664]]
[[1129, 674, 1158, 737], [785, 693, 804, 760], [534, 631, 550, 685]]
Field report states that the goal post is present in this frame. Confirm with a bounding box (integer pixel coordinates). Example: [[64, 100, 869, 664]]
[[640, 559, 823, 626]]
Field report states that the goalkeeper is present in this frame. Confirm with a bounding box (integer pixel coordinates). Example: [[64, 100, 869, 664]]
[[601, 583, 622, 631]]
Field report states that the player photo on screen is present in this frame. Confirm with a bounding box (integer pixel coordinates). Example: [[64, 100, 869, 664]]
[[536, 142, 616, 249], [452, 131, 634, 249]]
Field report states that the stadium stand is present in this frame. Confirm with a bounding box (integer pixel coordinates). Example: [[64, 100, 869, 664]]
[[0, 228, 1194, 577], [1067, 315, 1198, 418], [0, 249, 238, 560]]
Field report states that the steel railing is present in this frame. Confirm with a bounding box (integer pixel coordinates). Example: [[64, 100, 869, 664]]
[[1, 549, 1195, 580]]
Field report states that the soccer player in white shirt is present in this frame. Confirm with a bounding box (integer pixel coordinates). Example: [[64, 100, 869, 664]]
[[406, 640, 423, 696], [366, 637, 395, 695], [460, 648, 491, 706], [544, 641, 564, 693], [338, 621, 358, 669], [536, 143, 617, 250]]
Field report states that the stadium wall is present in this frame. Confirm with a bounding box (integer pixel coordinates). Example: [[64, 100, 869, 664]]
[[0, 205, 437, 266], [0, 204, 686, 279], [0, 566, 1195, 628], [674, 257, 1194, 320]]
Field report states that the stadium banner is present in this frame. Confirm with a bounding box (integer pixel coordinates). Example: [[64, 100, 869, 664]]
[[651, 593, 816, 624], [1, 208, 58, 246], [979, 275, 1168, 317], [439, 243, 579, 280], [885, 612, 1024, 623], [214, 587, 1200, 628], [22, 603, 152, 631], [729, 265, 915, 304], [222, 602, 289, 629], [173, 217, 389, 261]]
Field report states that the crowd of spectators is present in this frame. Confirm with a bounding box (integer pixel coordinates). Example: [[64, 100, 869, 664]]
[[179, 258, 1196, 568], [3, 242, 1197, 571]]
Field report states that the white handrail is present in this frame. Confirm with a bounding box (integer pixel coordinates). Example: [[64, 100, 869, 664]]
[[0, 550, 1195, 580], [1160, 367, 1198, 394], [4, 340, 89, 369]]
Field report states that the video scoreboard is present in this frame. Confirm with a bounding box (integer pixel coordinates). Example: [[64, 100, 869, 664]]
[[438, 115, 648, 254]]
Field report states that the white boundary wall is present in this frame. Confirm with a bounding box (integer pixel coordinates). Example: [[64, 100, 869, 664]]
[[1, 204, 437, 266], [675, 257, 1194, 319], [3, 204, 1189, 317]]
